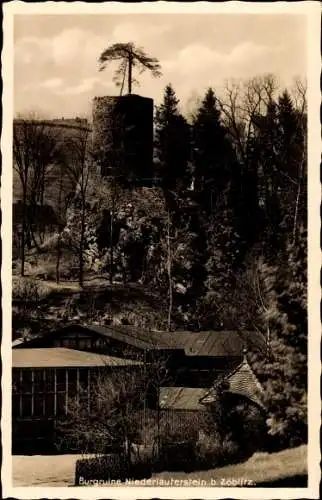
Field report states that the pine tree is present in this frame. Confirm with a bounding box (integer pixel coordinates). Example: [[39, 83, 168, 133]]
[[98, 42, 161, 95], [192, 88, 234, 212], [248, 99, 286, 258], [250, 228, 307, 449], [154, 84, 191, 192], [276, 90, 307, 239]]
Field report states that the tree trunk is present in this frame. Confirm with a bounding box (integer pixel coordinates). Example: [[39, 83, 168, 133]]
[[110, 196, 114, 286], [56, 235, 62, 284], [157, 385, 161, 459], [125, 437, 131, 468], [39, 164, 45, 244], [120, 61, 127, 96], [79, 200, 85, 288], [292, 182, 301, 244], [292, 133, 306, 244], [56, 164, 63, 284], [167, 211, 172, 331], [20, 190, 27, 276], [30, 225, 43, 252], [128, 52, 132, 94]]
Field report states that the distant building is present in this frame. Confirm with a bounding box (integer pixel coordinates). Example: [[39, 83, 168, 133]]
[[13, 201, 62, 231], [12, 347, 141, 453], [12, 324, 265, 453]]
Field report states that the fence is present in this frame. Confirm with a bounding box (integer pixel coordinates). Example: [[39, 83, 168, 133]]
[[136, 408, 206, 445]]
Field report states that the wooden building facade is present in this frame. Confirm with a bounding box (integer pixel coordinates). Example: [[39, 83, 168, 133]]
[[12, 324, 266, 453]]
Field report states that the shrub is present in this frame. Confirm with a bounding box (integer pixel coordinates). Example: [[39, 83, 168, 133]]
[[220, 435, 242, 465], [13, 277, 40, 301], [195, 431, 223, 469], [75, 453, 152, 485], [31, 263, 56, 281], [157, 441, 197, 472], [75, 454, 128, 485]]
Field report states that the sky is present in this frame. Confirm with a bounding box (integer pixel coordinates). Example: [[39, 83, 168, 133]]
[[14, 13, 307, 119]]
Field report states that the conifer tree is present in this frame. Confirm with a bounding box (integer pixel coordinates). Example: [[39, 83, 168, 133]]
[[98, 42, 161, 95], [192, 88, 234, 212], [154, 84, 191, 192], [250, 228, 307, 449], [276, 90, 307, 240]]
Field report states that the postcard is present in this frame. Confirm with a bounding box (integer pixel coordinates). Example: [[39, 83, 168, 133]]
[[1, 1, 320, 499]]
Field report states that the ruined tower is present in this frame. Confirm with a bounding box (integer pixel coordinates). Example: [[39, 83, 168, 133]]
[[92, 94, 154, 183]]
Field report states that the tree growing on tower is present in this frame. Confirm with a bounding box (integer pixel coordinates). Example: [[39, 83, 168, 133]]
[[98, 42, 162, 95]]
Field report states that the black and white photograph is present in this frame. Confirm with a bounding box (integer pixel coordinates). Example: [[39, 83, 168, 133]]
[[1, 2, 320, 498]]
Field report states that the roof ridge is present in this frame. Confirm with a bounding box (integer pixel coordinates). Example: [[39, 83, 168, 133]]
[[112, 324, 161, 344], [225, 356, 264, 393]]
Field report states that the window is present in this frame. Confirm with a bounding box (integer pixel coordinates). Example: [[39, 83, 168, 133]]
[[78, 338, 92, 350], [34, 394, 44, 417], [45, 394, 55, 417], [62, 337, 76, 348], [34, 370, 45, 393], [79, 369, 89, 406], [22, 371, 32, 393], [12, 395, 20, 418], [79, 369, 88, 391], [57, 393, 66, 416], [45, 370, 55, 392], [12, 370, 21, 394], [21, 395, 32, 417], [68, 369, 77, 397], [56, 369, 66, 392]]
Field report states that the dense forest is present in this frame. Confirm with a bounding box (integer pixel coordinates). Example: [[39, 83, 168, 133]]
[[12, 73, 307, 449]]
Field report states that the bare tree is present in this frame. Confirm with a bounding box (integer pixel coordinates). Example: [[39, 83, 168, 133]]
[[102, 174, 123, 285], [55, 159, 75, 283], [13, 116, 61, 275], [290, 77, 307, 243], [58, 353, 170, 465], [64, 128, 92, 287], [218, 74, 306, 241], [162, 213, 189, 331], [166, 211, 173, 331], [218, 74, 278, 165]]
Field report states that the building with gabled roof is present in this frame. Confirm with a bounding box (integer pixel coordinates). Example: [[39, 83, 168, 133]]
[[200, 353, 265, 410], [12, 322, 266, 453]]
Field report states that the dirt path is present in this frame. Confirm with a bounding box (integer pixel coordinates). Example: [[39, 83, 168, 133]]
[[13, 454, 85, 486], [12, 445, 307, 488]]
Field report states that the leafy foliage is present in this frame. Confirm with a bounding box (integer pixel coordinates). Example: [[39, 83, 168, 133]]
[[99, 42, 162, 94], [13, 75, 308, 451]]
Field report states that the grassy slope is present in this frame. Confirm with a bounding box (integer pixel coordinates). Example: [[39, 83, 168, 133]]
[[12, 274, 169, 340], [153, 444, 307, 487], [12, 445, 307, 487]]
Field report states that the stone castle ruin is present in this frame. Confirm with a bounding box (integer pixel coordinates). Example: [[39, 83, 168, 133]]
[[92, 94, 154, 184], [13, 93, 155, 206]]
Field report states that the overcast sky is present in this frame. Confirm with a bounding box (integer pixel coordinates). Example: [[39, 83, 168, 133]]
[[14, 14, 307, 119]]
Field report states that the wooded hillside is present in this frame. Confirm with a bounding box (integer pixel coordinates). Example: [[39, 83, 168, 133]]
[[12, 74, 307, 450]]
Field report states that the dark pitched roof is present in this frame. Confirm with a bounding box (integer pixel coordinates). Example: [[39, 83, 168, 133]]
[[75, 324, 180, 351], [159, 387, 207, 411], [12, 347, 142, 368], [13, 323, 266, 358], [80, 325, 265, 356], [225, 357, 265, 409], [200, 357, 265, 410], [164, 330, 266, 357]]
